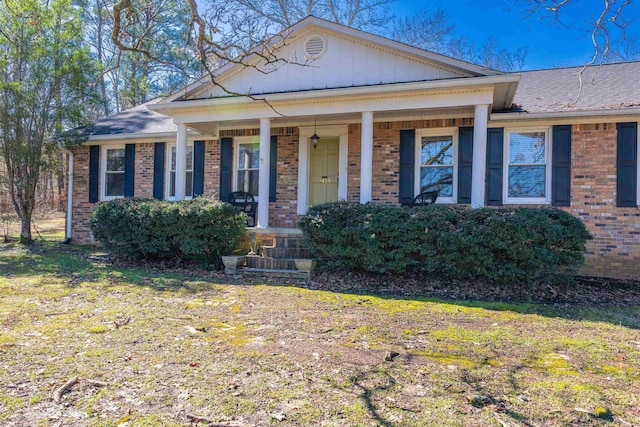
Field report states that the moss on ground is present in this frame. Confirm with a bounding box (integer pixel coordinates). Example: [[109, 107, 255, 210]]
[[0, 225, 639, 426]]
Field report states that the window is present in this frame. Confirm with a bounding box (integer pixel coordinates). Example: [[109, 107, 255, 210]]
[[416, 129, 457, 202], [505, 129, 550, 203], [235, 140, 260, 196], [168, 145, 194, 198], [103, 146, 125, 199]]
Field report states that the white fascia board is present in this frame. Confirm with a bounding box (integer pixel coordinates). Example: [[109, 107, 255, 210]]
[[491, 107, 640, 122], [170, 89, 495, 124], [150, 75, 519, 115], [86, 130, 203, 143]]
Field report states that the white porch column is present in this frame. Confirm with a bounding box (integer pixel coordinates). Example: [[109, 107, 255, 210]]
[[175, 123, 188, 200], [471, 104, 490, 208], [257, 118, 271, 228], [360, 111, 374, 204]]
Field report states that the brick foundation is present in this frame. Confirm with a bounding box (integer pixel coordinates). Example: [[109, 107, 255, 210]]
[[69, 120, 640, 280]]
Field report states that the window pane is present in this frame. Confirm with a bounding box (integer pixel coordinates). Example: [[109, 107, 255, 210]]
[[169, 171, 176, 197], [238, 170, 259, 196], [420, 167, 453, 197], [186, 146, 194, 171], [421, 136, 453, 166], [106, 173, 125, 196], [238, 143, 260, 169], [170, 146, 176, 171], [107, 148, 125, 172], [186, 171, 193, 197], [509, 132, 545, 164], [508, 165, 546, 198]]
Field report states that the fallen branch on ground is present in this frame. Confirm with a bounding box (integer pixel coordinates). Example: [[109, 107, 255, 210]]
[[186, 413, 213, 423], [114, 317, 131, 328], [52, 376, 79, 403]]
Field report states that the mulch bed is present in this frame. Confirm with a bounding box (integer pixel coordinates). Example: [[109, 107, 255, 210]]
[[106, 254, 640, 305]]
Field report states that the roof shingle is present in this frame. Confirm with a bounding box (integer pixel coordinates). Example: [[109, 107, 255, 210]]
[[512, 61, 640, 113]]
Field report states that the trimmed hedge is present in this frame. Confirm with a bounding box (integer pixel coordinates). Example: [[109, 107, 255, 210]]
[[90, 197, 246, 264], [299, 202, 592, 284]]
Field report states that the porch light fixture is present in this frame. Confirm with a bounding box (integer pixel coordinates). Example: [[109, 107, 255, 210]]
[[311, 117, 320, 149]]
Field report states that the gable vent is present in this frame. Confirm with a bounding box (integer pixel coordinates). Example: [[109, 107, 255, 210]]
[[304, 35, 326, 59]]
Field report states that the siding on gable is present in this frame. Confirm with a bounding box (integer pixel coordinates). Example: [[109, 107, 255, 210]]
[[203, 31, 465, 98]]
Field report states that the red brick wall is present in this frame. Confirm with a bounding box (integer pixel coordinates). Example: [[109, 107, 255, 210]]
[[70, 145, 93, 243], [561, 123, 640, 279], [69, 121, 640, 279]]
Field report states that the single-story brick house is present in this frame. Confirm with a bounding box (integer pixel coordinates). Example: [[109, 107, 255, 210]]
[[67, 16, 640, 279]]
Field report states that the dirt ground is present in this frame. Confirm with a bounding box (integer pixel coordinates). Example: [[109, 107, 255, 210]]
[[0, 223, 639, 426]]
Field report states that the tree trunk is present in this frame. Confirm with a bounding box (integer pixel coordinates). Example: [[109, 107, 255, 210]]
[[20, 213, 32, 244]]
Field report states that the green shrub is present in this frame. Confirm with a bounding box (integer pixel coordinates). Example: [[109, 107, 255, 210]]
[[299, 202, 592, 284], [90, 197, 246, 265]]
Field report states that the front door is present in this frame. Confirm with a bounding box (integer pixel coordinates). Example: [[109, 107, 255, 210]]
[[309, 137, 339, 206]]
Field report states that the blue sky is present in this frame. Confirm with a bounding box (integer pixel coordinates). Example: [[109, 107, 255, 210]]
[[396, 0, 640, 70]]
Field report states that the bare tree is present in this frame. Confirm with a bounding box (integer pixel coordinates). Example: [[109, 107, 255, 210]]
[[517, 0, 635, 64], [223, 0, 395, 30], [390, 6, 528, 71]]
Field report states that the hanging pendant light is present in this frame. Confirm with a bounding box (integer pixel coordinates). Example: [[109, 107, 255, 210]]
[[311, 116, 320, 149]]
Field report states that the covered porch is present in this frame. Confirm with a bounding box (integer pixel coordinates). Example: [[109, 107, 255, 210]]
[[149, 75, 518, 229]]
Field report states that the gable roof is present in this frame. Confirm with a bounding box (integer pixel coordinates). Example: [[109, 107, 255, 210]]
[[510, 61, 640, 114], [169, 16, 503, 102]]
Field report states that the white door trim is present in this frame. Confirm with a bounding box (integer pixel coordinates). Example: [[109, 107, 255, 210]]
[[298, 125, 349, 215]]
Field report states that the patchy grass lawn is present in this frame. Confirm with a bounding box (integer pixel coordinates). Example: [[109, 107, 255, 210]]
[[0, 226, 639, 426]]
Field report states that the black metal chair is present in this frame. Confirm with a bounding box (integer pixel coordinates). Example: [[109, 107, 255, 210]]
[[411, 190, 438, 207], [228, 191, 257, 227]]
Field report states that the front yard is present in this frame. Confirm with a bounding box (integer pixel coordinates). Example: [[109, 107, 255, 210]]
[[0, 227, 639, 426]]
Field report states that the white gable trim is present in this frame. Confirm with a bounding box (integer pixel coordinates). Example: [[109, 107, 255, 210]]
[[287, 17, 499, 77], [170, 16, 501, 102]]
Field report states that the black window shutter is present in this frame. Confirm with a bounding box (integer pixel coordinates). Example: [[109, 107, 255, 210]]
[[617, 122, 638, 207], [399, 129, 416, 205], [124, 144, 135, 198], [485, 128, 504, 206], [153, 142, 165, 200], [89, 145, 100, 203], [552, 125, 572, 206], [458, 126, 474, 204], [193, 140, 205, 197], [270, 135, 277, 202], [219, 138, 233, 202]]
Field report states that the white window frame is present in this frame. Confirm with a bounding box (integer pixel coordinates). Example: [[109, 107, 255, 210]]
[[233, 136, 261, 197], [165, 142, 194, 200], [503, 127, 552, 205], [100, 145, 126, 201], [414, 127, 458, 204]]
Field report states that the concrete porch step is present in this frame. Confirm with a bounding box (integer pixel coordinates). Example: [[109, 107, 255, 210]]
[[275, 236, 306, 249], [241, 268, 311, 280], [259, 246, 314, 259], [245, 257, 296, 270]]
